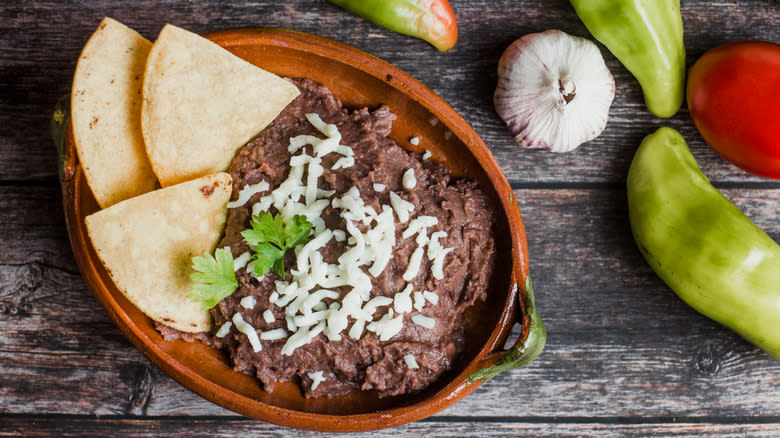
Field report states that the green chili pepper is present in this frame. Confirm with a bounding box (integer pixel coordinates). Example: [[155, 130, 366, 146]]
[[51, 94, 71, 183], [627, 127, 780, 359], [570, 0, 686, 118], [329, 0, 458, 52]]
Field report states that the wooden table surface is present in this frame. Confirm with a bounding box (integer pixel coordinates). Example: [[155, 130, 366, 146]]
[[2, 0, 779, 436]]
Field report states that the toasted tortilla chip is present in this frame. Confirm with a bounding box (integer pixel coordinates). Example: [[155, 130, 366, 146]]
[[85, 172, 232, 333], [71, 17, 158, 208], [141, 24, 300, 187]]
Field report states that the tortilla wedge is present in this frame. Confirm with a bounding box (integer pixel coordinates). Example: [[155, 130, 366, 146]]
[[71, 17, 158, 208], [141, 24, 300, 187], [85, 172, 232, 333]]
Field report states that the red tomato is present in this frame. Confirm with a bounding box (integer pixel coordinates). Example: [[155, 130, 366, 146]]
[[687, 41, 780, 179]]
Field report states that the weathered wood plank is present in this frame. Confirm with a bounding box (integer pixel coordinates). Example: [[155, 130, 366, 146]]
[[1, 185, 778, 418], [1, 416, 779, 437], [0, 184, 77, 270], [0, 1, 777, 183]]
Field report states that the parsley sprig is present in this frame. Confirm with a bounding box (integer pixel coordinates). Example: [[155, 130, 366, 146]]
[[187, 247, 237, 310], [241, 211, 313, 278], [188, 212, 312, 309]]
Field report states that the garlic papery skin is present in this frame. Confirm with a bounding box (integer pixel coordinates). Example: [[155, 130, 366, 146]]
[[494, 30, 615, 153]]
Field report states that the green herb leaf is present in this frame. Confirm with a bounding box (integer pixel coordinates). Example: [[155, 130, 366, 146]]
[[272, 257, 286, 278], [242, 212, 313, 278], [251, 242, 284, 278], [188, 247, 238, 310], [242, 211, 286, 248], [284, 214, 315, 248]]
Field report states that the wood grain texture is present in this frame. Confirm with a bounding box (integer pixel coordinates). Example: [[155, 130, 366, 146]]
[[0, 1, 778, 183], [2, 416, 780, 438], [1, 0, 779, 435]]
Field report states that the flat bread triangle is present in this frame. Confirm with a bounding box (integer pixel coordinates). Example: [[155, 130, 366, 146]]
[[141, 24, 300, 187], [85, 172, 232, 333], [71, 17, 159, 208]]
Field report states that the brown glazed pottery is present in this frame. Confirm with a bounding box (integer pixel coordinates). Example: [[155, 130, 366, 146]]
[[56, 28, 534, 432]]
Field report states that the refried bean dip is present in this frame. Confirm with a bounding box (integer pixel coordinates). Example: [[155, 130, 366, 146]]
[[159, 79, 496, 398]]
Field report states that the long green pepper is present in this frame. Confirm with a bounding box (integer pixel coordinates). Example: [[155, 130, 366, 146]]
[[329, 0, 458, 51], [570, 0, 686, 118], [628, 127, 780, 359]]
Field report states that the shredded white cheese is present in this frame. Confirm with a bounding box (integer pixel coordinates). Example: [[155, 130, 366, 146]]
[[324, 308, 347, 341], [422, 150, 432, 160], [427, 231, 454, 280], [427, 231, 447, 258], [285, 315, 298, 332], [431, 247, 454, 279], [366, 309, 404, 341], [400, 216, 438, 281], [402, 216, 438, 239], [402, 168, 417, 190], [233, 251, 251, 271], [373, 183, 386, 192], [227, 181, 270, 208], [402, 247, 425, 281], [215, 321, 232, 338], [260, 328, 288, 341], [300, 289, 339, 315], [413, 291, 426, 312], [294, 310, 329, 327], [280, 321, 325, 355], [411, 314, 436, 329], [362, 296, 393, 318], [305, 157, 324, 206], [240, 296, 257, 309], [281, 324, 310, 355], [294, 230, 333, 275], [309, 320, 326, 341], [394, 284, 414, 314], [252, 196, 274, 217], [367, 206, 396, 276], [286, 293, 309, 320], [348, 318, 366, 340], [333, 156, 355, 170], [232, 313, 262, 352], [403, 354, 419, 369], [409, 137, 420, 145], [389, 191, 414, 223], [422, 290, 439, 305], [262, 309, 275, 324], [245, 261, 261, 281], [308, 370, 325, 390]]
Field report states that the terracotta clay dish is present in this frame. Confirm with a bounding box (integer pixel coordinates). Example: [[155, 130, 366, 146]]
[[54, 28, 542, 432]]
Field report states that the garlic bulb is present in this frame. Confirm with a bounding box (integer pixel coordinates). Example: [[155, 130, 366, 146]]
[[494, 30, 615, 153]]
